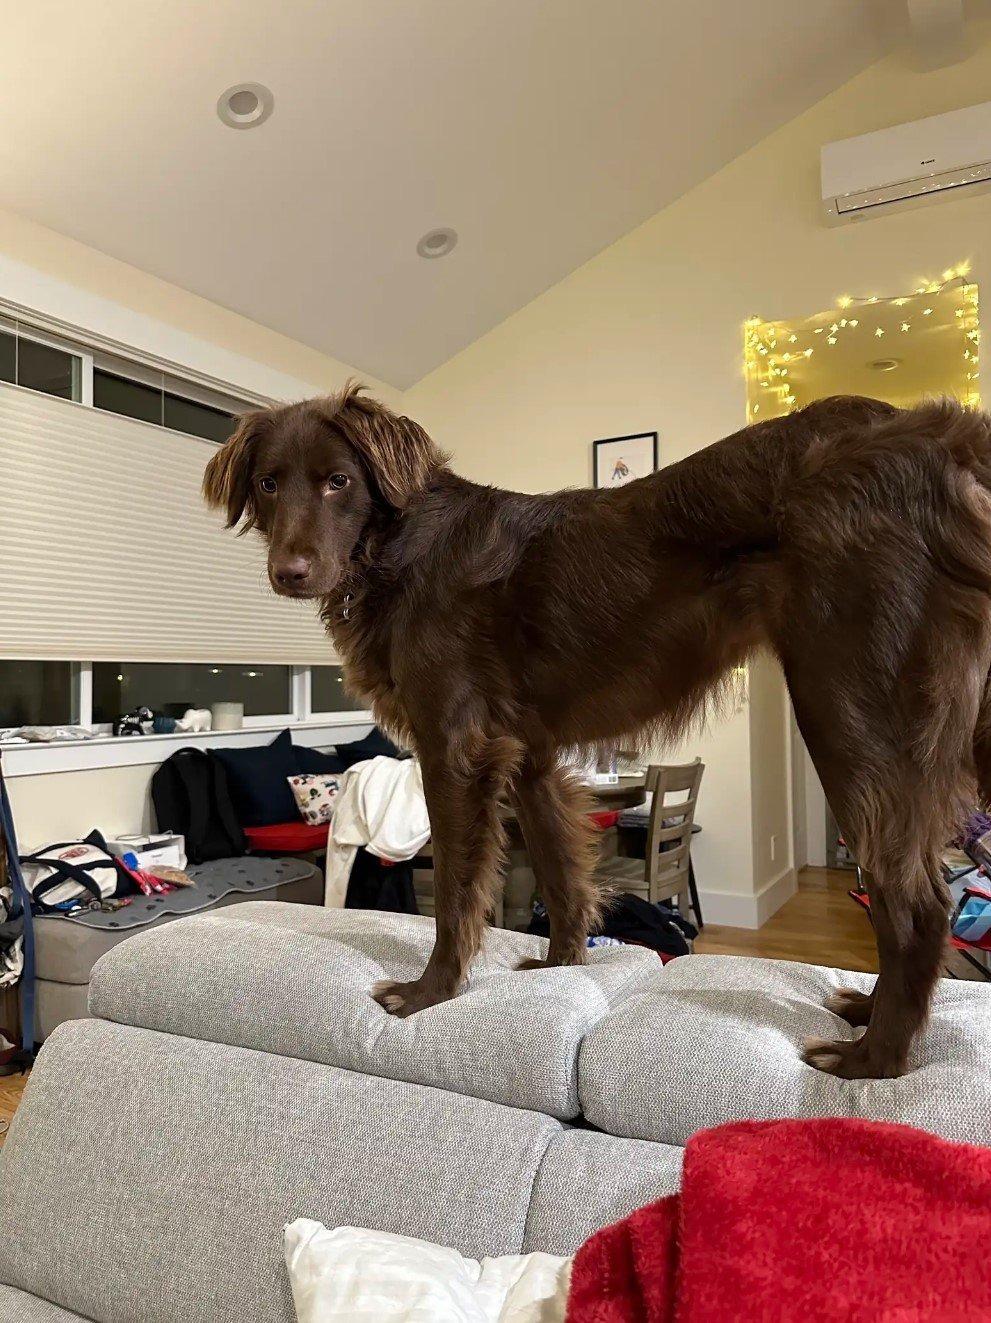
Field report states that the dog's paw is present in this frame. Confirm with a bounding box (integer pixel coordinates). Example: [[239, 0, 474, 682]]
[[370, 978, 451, 1018], [824, 987, 874, 1027], [515, 957, 548, 971], [801, 1034, 905, 1080]]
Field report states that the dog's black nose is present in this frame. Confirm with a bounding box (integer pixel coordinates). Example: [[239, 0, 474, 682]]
[[273, 555, 312, 586]]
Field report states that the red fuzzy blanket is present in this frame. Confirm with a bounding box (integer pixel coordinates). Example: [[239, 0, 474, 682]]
[[567, 1118, 991, 1322]]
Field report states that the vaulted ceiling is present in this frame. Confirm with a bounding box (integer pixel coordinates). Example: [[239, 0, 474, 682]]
[[0, 0, 969, 387]]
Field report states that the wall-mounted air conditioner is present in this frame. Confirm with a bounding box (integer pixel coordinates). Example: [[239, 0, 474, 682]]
[[821, 101, 991, 223]]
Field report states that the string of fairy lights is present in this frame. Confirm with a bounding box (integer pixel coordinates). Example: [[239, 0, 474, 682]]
[[744, 262, 981, 420]]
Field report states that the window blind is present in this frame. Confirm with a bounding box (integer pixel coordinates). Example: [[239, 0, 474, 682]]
[[0, 384, 334, 663]]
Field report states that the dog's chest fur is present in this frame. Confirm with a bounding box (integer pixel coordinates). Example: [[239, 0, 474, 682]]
[[323, 581, 418, 749]]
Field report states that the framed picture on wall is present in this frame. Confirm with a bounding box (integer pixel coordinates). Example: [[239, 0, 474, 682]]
[[592, 432, 658, 489]]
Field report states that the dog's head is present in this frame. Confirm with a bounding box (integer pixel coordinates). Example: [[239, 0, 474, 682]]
[[203, 383, 443, 599]]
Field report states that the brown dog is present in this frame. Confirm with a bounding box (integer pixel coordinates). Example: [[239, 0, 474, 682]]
[[204, 383, 991, 1080]]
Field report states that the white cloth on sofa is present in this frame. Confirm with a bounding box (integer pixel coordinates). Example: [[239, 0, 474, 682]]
[[324, 756, 431, 907], [284, 1219, 571, 1323]]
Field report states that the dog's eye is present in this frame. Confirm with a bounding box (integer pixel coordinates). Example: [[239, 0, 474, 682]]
[[258, 476, 277, 495], [327, 473, 350, 491]]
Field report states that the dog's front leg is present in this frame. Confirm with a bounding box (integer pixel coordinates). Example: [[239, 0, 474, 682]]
[[371, 731, 520, 1017], [512, 760, 603, 969]]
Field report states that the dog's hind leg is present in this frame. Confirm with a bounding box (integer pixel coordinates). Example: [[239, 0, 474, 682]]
[[512, 759, 603, 969], [372, 727, 522, 1017], [788, 649, 976, 1079]]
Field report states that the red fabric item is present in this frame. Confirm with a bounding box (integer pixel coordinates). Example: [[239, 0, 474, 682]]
[[567, 1118, 991, 1323], [243, 821, 328, 853], [588, 810, 621, 831], [852, 883, 991, 955]]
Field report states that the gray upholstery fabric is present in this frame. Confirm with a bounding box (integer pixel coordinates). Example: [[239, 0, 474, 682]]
[[0, 1019, 561, 1323], [34, 860, 323, 983], [34, 979, 88, 1043], [523, 1129, 683, 1255], [580, 954, 991, 1145], [89, 903, 656, 1119], [0, 1286, 89, 1322]]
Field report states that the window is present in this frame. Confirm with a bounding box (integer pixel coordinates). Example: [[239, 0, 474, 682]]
[[311, 664, 365, 714], [0, 323, 85, 402], [0, 327, 14, 384], [164, 390, 235, 443], [17, 337, 82, 400], [0, 305, 249, 442], [0, 660, 75, 728], [92, 662, 293, 724], [93, 369, 162, 426], [0, 660, 367, 740], [93, 368, 237, 442]]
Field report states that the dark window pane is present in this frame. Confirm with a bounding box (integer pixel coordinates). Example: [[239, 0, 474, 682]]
[[17, 337, 79, 400], [94, 369, 162, 425], [311, 665, 366, 713], [92, 662, 291, 724], [0, 660, 74, 728], [0, 330, 14, 384], [164, 392, 235, 443]]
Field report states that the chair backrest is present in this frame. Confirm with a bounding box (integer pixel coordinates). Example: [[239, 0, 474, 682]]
[[643, 760, 705, 899]]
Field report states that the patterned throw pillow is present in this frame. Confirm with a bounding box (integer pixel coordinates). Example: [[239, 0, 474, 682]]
[[287, 773, 341, 826]]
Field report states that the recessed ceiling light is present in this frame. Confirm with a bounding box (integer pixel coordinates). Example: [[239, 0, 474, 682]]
[[217, 83, 274, 130], [417, 228, 458, 259], [867, 357, 901, 372]]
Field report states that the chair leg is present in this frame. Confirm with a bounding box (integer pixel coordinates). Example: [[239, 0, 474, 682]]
[[687, 859, 703, 930]]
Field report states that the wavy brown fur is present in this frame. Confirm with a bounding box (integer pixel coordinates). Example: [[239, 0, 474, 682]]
[[204, 385, 991, 1079]]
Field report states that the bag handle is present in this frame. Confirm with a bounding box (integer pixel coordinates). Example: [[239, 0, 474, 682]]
[[27, 858, 108, 913]]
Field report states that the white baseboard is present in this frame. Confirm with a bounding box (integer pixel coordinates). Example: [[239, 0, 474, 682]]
[[699, 866, 797, 930]]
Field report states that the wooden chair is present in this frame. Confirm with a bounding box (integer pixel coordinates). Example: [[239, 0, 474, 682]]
[[594, 759, 705, 928]]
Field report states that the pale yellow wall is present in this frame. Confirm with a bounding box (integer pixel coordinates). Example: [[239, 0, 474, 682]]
[[748, 651, 792, 890], [9, 765, 157, 848], [405, 33, 991, 914]]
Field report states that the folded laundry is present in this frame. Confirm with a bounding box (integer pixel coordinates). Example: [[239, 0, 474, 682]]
[[325, 756, 431, 907], [0, 885, 24, 990]]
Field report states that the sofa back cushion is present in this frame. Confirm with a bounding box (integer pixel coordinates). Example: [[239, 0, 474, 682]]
[[579, 954, 991, 1146], [0, 1020, 562, 1323], [522, 1129, 683, 1256], [213, 729, 299, 826], [88, 904, 658, 1120]]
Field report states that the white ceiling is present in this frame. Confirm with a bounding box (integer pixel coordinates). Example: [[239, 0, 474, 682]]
[[0, 1, 914, 387]]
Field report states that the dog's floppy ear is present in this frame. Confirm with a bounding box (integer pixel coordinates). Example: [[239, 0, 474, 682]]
[[328, 385, 444, 510], [203, 410, 267, 532]]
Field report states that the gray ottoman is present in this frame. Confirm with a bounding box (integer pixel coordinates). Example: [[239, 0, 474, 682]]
[[32, 857, 323, 1040]]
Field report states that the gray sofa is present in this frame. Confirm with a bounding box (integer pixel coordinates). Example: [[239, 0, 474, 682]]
[[1, 904, 990, 1322], [30, 857, 323, 1040]]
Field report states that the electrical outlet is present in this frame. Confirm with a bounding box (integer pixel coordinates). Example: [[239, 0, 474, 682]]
[[770, 834, 778, 862]]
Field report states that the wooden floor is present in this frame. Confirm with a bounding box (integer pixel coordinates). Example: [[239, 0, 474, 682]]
[[0, 1072, 26, 1146], [0, 867, 892, 1143], [696, 866, 879, 972]]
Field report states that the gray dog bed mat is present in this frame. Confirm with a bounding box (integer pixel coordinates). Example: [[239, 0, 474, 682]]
[[44, 856, 319, 932], [29, 856, 325, 1040]]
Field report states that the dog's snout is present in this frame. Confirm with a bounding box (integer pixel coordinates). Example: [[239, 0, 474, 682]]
[[272, 554, 313, 587]]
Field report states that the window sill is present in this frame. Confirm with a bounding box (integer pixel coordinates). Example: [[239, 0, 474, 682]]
[[1, 713, 374, 777]]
